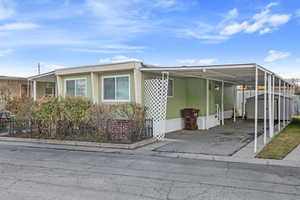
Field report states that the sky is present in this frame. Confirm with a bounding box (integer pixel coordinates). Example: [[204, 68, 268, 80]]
[[0, 0, 299, 78]]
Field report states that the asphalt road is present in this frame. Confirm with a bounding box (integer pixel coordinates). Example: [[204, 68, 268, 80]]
[[0, 142, 299, 200]]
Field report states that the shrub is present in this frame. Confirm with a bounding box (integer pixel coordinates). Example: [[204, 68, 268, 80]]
[[6, 97, 37, 120], [7, 96, 149, 141], [88, 103, 117, 121], [61, 97, 92, 122], [34, 97, 92, 122], [34, 97, 62, 121], [0, 86, 12, 111], [116, 103, 147, 121]]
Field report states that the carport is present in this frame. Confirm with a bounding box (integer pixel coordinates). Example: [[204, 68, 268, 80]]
[[28, 71, 56, 101], [141, 63, 295, 153]]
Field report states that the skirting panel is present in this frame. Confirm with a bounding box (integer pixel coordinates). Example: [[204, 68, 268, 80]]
[[165, 118, 184, 133], [224, 110, 233, 119], [165, 112, 228, 133]]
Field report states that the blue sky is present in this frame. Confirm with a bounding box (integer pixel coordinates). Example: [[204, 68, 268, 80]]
[[0, 0, 299, 78]]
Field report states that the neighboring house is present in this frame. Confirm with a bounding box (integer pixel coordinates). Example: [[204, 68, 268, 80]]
[[0, 76, 29, 98], [29, 62, 294, 142], [0, 75, 56, 110], [0, 76, 29, 110], [28, 72, 56, 100]]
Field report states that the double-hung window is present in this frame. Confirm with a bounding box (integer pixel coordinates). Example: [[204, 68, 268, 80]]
[[65, 78, 87, 97], [103, 75, 130, 102]]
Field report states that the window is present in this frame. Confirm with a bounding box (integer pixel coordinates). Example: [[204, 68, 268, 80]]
[[168, 79, 174, 97], [65, 78, 87, 97], [45, 88, 54, 97], [103, 75, 130, 101]]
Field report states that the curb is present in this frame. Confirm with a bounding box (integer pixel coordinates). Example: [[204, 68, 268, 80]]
[[0, 136, 157, 150], [0, 137, 299, 168], [154, 152, 300, 168]]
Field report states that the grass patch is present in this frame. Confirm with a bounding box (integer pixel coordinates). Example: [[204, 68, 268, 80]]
[[256, 120, 300, 160]]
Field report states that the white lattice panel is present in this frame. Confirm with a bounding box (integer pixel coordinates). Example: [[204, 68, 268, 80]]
[[144, 77, 168, 140]]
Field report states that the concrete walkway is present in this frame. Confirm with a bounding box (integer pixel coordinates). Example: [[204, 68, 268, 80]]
[[285, 145, 300, 161]]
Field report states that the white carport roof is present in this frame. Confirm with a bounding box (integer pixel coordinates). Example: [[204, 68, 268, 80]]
[[141, 63, 292, 86], [141, 63, 294, 154]]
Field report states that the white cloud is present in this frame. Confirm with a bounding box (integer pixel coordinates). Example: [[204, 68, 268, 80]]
[[221, 21, 248, 35], [264, 50, 290, 62], [221, 2, 291, 36], [176, 59, 197, 65], [0, 23, 39, 31], [197, 59, 217, 65], [0, 49, 13, 56], [69, 44, 145, 54], [181, 2, 291, 42], [154, 0, 177, 8], [0, 0, 15, 20], [225, 8, 239, 20], [179, 28, 228, 41], [85, 0, 156, 37], [265, 2, 279, 9], [296, 9, 300, 17], [178, 22, 229, 43], [70, 48, 142, 54], [268, 14, 291, 26], [102, 44, 145, 50], [84, 0, 185, 41], [177, 7, 240, 43], [99, 55, 140, 64], [39, 63, 67, 72], [176, 58, 217, 65]]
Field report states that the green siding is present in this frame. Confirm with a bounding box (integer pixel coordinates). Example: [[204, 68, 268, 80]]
[[166, 78, 187, 119], [59, 70, 235, 119], [185, 78, 217, 117], [59, 70, 136, 103], [99, 70, 135, 103], [224, 86, 235, 110], [186, 78, 206, 116], [141, 72, 235, 119], [60, 73, 92, 98]]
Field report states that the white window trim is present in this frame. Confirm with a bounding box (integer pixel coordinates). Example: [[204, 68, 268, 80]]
[[102, 74, 131, 102], [168, 78, 174, 98], [64, 78, 87, 97]]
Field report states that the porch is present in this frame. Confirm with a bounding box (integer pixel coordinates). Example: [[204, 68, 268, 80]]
[[28, 71, 56, 100]]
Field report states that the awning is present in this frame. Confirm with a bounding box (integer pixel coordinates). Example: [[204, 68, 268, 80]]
[[28, 71, 56, 82], [141, 63, 292, 86]]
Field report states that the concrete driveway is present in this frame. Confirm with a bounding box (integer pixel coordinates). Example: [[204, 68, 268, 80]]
[[154, 120, 264, 156]]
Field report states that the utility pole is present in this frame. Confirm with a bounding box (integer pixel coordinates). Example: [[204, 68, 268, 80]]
[[38, 62, 41, 75]]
